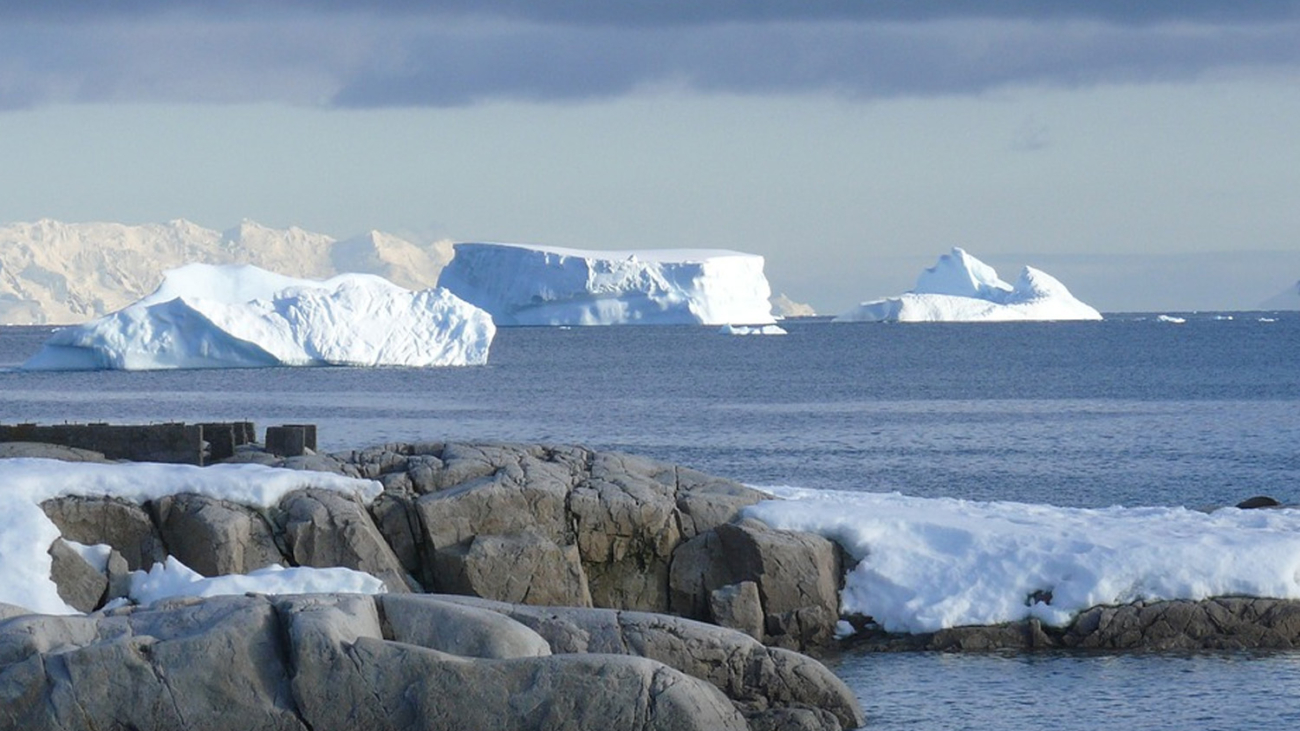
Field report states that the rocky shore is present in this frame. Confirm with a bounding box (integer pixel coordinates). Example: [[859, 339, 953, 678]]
[[5, 437, 1300, 730], [3, 440, 863, 731]]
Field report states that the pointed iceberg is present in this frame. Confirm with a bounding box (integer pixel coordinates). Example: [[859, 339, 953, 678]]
[[835, 248, 1102, 322], [22, 264, 495, 370]]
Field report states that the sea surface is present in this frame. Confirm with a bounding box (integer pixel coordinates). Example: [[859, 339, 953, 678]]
[[2, 313, 1299, 729]]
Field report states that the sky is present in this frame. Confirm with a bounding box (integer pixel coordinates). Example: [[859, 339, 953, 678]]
[[1, 1, 1298, 312]]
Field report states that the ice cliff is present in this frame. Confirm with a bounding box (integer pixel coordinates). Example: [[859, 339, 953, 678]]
[[835, 247, 1102, 322], [22, 264, 494, 370], [437, 242, 776, 326]]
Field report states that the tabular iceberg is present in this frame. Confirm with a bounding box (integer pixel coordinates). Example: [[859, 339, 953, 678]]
[[835, 247, 1102, 322], [437, 242, 776, 326], [22, 263, 495, 370]]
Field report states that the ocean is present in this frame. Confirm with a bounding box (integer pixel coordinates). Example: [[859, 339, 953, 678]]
[[2, 313, 1299, 729]]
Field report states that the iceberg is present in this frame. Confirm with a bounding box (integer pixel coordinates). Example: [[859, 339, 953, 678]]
[[835, 248, 1102, 322], [22, 263, 495, 370], [437, 242, 776, 326]]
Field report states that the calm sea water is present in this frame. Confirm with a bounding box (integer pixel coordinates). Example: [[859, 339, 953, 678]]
[[2, 313, 1299, 729]]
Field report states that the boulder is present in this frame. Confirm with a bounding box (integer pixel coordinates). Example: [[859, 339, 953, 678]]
[[710, 581, 765, 641], [152, 493, 284, 576], [670, 522, 842, 650], [40, 496, 166, 571], [277, 488, 417, 592], [432, 531, 592, 607], [46, 539, 107, 613]]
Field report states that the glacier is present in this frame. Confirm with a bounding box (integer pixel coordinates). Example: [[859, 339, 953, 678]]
[[437, 242, 776, 326], [21, 263, 495, 371], [835, 247, 1102, 322]]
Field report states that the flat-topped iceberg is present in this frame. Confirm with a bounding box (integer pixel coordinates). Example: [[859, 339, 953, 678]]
[[437, 242, 776, 326], [835, 247, 1102, 322], [22, 263, 495, 370]]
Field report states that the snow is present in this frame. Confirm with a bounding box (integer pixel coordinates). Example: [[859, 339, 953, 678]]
[[834, 248, 1102, 322], [437, 242, 776, 326], [130, 558, 384, 605], [21, 263, 495, 370], [0, 458, 382, 615], [747, 488, 1300, 634], [719, 324, 787, 335]]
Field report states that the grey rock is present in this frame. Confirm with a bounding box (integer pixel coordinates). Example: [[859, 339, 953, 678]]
[[152, 493, 284, 576], [674, 470, 772, 539], [671, 522, 842, 650], [710, 581, 765, 641], [414, 450, 572, 553], [0, 595, 305, 731], [278, 488, 417, 592], [368, 491, 425, 580], [104, 549, 132, 602], [379, 593, 552, 659], [435, 597, 865, 731], [277, 453, 354, 475], [40, 496, 166, 571], [0, 442, 109, 462], [47, 539, 107, 613], [433, 531, 592, 607], [570, 451, 681, 612]]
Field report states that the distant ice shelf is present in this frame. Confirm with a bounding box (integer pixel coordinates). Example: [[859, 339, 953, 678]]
[[835, 247, 1102, 322], [21, 263, 495, 370], [437, 242, 777, 326]]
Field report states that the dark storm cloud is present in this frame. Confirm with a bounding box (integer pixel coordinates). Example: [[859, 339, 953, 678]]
[[1, 2, 1298, 109]]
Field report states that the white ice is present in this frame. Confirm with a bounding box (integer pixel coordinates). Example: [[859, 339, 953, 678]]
[[835, 248, 1102, 322], [719, 324, 788, 335], [0, 458, 382, 615], [437, 242, 776, 326], [22, 263, 496, 370], [747, 487, 1300, 634]]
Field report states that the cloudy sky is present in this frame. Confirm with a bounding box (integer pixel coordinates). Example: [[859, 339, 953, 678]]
[[2, 1, 1298, 311]]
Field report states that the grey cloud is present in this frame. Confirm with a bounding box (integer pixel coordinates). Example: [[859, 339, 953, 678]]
[[332, 21, 1300, 107], [2, 10, 1299, 110], [1, 1, 1297, 26]]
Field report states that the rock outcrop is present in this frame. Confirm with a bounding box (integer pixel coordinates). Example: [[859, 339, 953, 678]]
[[847, 597, 1300, 652], [0, 593, 863, 731]]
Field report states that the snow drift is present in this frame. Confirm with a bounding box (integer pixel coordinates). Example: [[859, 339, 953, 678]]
[[748, 488, 1300, 634], [437, 242, 776, 326], [835, 248, 1102, 322], [22, 263, 495, 370]]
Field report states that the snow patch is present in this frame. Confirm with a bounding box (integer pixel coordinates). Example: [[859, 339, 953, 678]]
[[0, 458, 381, 614], [438, 242, 776, 326], [835, 248, 1102, 323], [21, 263, 495, 370], [130, 557, 385, 605], [746, 488, 1300, 634]]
